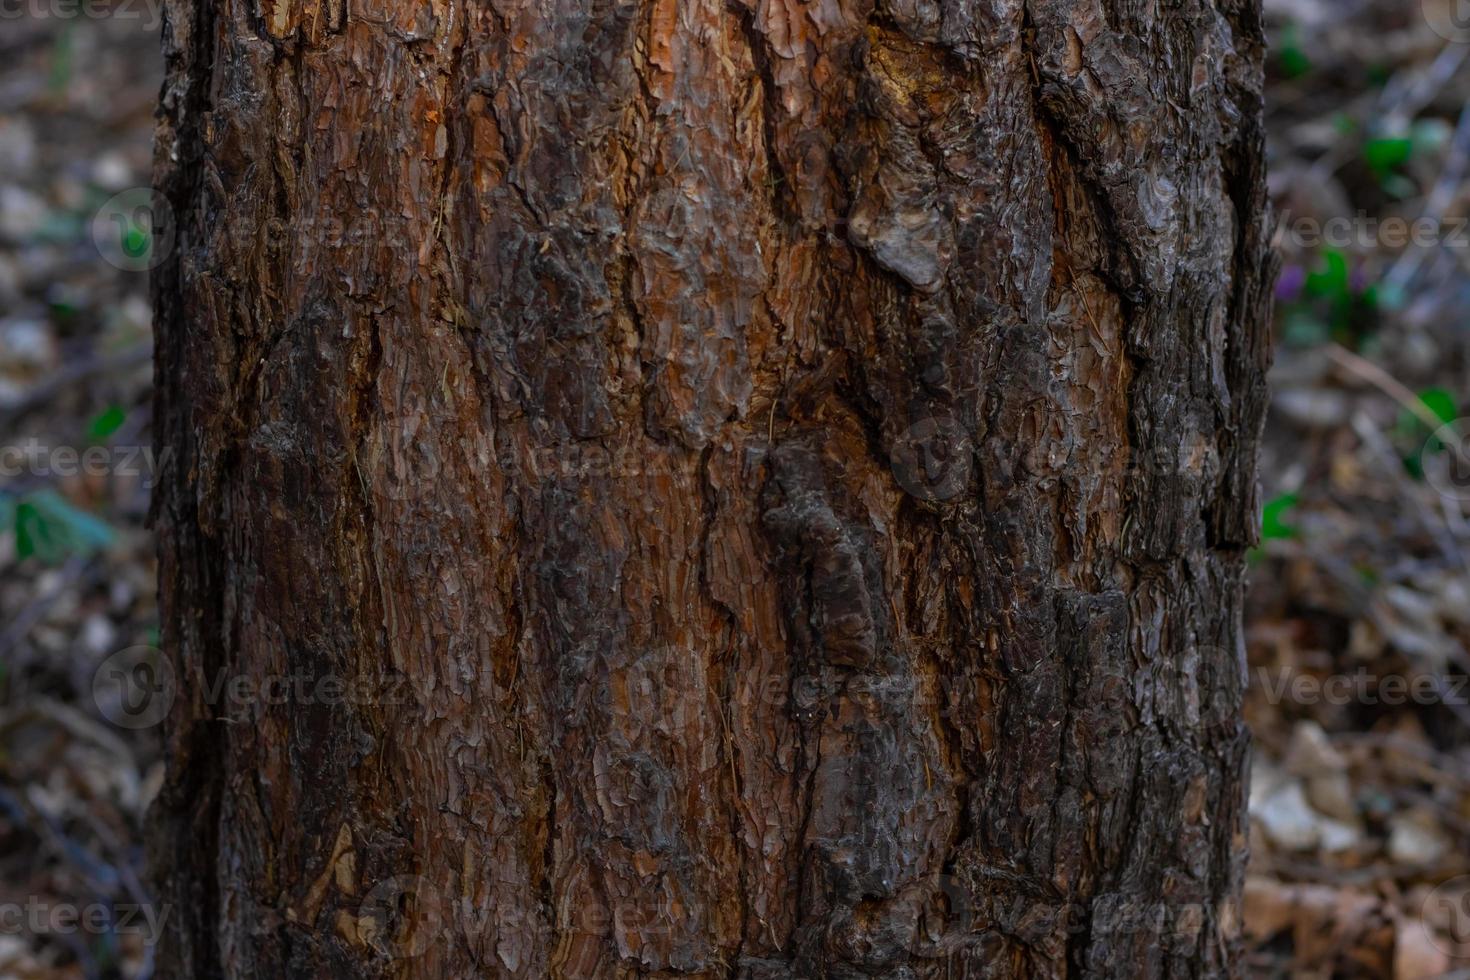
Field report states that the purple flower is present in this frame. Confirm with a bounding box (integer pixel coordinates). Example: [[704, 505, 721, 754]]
[[1276, 264, 1306, 302], [1349, 262, 1370, 294]]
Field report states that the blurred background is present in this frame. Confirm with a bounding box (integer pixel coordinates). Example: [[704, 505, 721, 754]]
[[0, 5, 159, 979], [2, 0, 1470, 977]]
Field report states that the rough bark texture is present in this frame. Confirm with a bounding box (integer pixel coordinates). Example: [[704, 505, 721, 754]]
[[149, 0, 1274, 972]]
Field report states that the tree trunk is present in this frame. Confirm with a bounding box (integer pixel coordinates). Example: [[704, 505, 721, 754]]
[[148, 0, 1273, 972]]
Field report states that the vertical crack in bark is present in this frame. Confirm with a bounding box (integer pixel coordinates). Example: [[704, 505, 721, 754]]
[[728, 0, 798, 230], [151, 0, 228, 971], [697, 446, 753, 970]]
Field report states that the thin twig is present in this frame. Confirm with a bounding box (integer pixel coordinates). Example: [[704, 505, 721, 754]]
[[1350, 411, 1467, 570], [1387, 99, 1470, 292], [0, 556, 96, 661], [1326, 343, 1449, 432], [0, 343, 151, 424]]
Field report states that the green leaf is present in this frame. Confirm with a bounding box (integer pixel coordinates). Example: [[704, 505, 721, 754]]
[[1365, 136, 1413, 179], [1396, 387, 1460, 460], [1279, 45, 1310, 79], [1400, 389, 1462, 477], [1262, 492, 1301, 542], [121, 224, 150, 259], [1305, 249, 1349, 299], [1276, 25, 1312, 79], [1281, 308, 1329, 348], [1416, 387, 1458, 427], [34, 210, 84, 244], [0, 493, 14, 551], [88, 405, 128, 441], [12, 490, 116, 564], [1376, 281, 1407, 311], [49, 301, 76, 320], [47, 24, 73, 94], [1381, 173, 1418, 200], [15, 500, 42, 560]]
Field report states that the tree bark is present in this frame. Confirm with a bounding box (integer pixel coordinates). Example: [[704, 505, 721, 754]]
[[148, 0, 1273, 973]]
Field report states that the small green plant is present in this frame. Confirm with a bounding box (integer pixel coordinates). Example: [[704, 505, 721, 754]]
[[1364, 137, 1413, 180], [117, 220, 150, 260], [1, 490, 116, 565], [47, 24, 74, 94], [1261, 492, 1301, 542], [1276, 25, 1312, 79], [1398, 387, 1462, 479], [88, 405, 128, 442], [1252, 490, 1299, 567], [1414, 388, 1457, 428], [1278, 248, 1379, 348], [1363, 130, 1418, 197], [1249, 492, 1300, 565]]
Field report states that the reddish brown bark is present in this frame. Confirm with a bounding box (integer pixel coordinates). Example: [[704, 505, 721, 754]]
[[150, 0, 1274, 973]]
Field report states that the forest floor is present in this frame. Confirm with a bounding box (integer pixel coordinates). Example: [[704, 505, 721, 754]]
[[1, 1, 1470, 978]]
